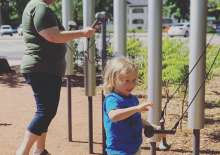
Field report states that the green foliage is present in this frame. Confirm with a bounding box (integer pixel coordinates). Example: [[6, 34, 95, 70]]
[[163, 0, 190, 21], [207, 26, 216, 33], [164, 0, 220, 21], [126, 39, 147, 87], [107, 38, 147, 87], [72, 0, 83, 26], [4, 0, 113, 26], [95, 0, 113, 18], [206, 45, 220, 78], [50, 1, 62, 19], [107, 36, 220, 96], [162, 37, 188, 85], [0, 0, 29, 25]]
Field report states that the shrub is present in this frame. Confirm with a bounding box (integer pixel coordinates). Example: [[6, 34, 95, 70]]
[[107, 36, 220, 93]]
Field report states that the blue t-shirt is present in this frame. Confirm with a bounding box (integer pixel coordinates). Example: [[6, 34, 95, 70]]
[[103, 92, 143, 155]]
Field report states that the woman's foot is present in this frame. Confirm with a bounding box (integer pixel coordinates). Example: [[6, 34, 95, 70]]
[[16, 149, 25, 155], [33, 149, 51, 155], [40, 149, 51, 155]]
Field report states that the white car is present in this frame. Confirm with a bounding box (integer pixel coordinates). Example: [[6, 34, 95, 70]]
[[0, 25, 13, 36], [168, 23, 190, 37]]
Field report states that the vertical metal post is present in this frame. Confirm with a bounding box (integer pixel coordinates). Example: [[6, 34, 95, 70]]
[[88, 96, 93, 154], [83, 0, 95, 153], [188, 0, 207, 155], [102, 91, 107, 155], [147, 0, 162, 154], [101, 15, 107, 69], [62, 0, 71, 30], [113, 0, 127, 56], [99, 12, 107, 155], [193, 129, 200, 155], [159, 119, 170, 150], [66, 76, 72, 142], [62, 0, 73, 142], [83, 0, 96, 97], [149, 142, 156, 155]]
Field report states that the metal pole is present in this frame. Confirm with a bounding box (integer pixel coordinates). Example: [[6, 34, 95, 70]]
[[99, 12, 107, 155], [159, 119, 171, 150], [113, 0, 127, 56], [147, 0, 162, 154], [66, 76, 72, 142], [193, 129, 200, 155], [189, 0, 207, 154], [83, 0, 95, 153], [149, 142, 156, 155], [101, 15, 107, 69], [62, 0, 73, 142], [88, 96, 93, 154], [102, 91, 107, 155], [83, 0, 96, 97], [62, 0, 71, 30]]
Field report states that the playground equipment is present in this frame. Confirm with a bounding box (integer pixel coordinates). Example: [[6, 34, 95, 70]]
[[94, 11, 109, 155], [63, 0, 105, 153], [61, 0, 220, 154], [113, 0, 127, 56]]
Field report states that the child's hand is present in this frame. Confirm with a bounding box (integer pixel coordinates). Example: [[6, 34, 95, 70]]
[[137, 101, 153, 112]]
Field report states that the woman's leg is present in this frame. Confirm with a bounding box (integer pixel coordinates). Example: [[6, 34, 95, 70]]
[[33, 133, 47, 155], [16, 130, 39, 155], [16, 73, 62, 155]]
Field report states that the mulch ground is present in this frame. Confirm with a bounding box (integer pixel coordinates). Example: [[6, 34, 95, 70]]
[[0, 66, 219, 155]]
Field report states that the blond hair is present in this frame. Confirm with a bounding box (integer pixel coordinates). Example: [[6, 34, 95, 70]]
[[103, 57, 138, 94]]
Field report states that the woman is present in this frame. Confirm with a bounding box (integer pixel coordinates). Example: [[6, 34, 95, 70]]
[[16, 0, 95, 154]]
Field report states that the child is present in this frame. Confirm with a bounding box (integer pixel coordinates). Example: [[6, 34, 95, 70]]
[[103, 57, 153, 155]]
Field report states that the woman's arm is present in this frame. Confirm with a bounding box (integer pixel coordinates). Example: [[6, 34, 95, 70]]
[[38, 26, 95, 43]]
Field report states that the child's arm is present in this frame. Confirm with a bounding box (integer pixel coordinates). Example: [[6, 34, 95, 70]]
[[108, 101, 153, 122]]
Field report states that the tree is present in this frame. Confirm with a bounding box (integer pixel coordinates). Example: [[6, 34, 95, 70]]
[[0, 0, 10, 24], [1, 0, 113, 26], [52, 0, 113, 27], [164, 0, 190, 22], [71, 0, 113, 27], [95, 0, 113, 19], [208, 0, 220, 20], [164, 0, 220, 21], [72, 0, 83, 27], [13, 0, 29, 21], [0, 0, 29, 25]]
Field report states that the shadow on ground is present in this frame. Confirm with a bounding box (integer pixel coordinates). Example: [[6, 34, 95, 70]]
[[170, 148, 220, 154], [0, 65, 25, 88], [205, 101, 220, 109], [0, 122, 12, 126], [208, 130, 220, 143], [0, 65, 103, 88], [141, 147, 220, 154], [62, 74, 102, 88]]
